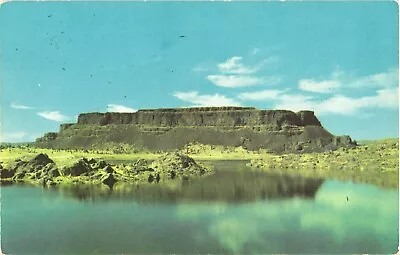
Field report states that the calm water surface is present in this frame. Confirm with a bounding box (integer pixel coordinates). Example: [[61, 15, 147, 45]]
[[1, 162, 398, 254]]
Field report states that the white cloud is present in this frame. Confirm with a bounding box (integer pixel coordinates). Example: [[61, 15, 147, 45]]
[[274, 94, 315, 112], [0, 131, 28, 143], [173, 91, 240, 106], [217, 56, 277, 75], [10, 102, 33, 110], [354, 87, 399, 110], [298, 68, 398, 94], [218, 56, 260, 74], [107, 104, 137, 113], [275, 88, 399, 115], [315, 95, 365, 115], [238, 89, 284, 101], [203, 53, 281, 89], [349, 68, 398, 88], [298, 79, 341, 94], [37, 111, 69, 122], [207, 75, 281, 88]]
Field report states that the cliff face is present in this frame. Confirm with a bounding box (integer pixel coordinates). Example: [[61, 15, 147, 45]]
[[36, 107, 356, 153], [77, 108, 322, 128]]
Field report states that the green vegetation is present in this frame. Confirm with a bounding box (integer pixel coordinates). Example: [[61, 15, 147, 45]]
[[0, 150, 214, 187], [0, 147, 159, 168], [0, 142, 33, 150], [248, 139, 399, 188], [356, 138, 398, 145], [0, 142, 263, 166], [1, 139, 398, 189], [179, 142, 266, 160]]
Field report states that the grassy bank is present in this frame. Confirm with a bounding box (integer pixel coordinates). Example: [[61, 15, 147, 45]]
[[248, 139, 399, 188], [1, 139, 398, 188], [0, 143, 262, 168], [0, 148, 158, 168]]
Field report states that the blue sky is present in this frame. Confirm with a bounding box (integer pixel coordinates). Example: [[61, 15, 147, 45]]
[[0, 1, 398, 142]]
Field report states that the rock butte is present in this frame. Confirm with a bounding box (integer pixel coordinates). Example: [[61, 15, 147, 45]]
[[35, 107, 356, 153]]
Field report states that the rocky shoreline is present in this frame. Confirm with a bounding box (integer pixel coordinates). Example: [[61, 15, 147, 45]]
[[0, 152, 214, 188], [248, 139, 399, 188], [1, 139, 397, 189]]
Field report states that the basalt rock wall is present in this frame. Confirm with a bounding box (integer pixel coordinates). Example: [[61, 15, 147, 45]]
[[36, 107, 355, 153], [76, 107, 321, 128]]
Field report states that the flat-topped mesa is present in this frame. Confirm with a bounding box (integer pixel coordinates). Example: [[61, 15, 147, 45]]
[[36, 107, 355, 153], [76, 108, 322, 128]]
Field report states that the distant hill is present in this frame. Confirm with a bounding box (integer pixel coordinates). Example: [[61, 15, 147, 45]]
[[0, 142, 34, 149], [356, 138, 399, 146]]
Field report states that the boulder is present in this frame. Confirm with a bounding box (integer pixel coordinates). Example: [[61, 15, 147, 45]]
[[29, 153, 54, 166], [88, 158, 97, 164], [90, 159, 108, 170], [151, 153, 199, 171], [103, 165, 114, 174], [42, 163, 57, 172], [97, 160, 108, 169], [101, 173, 117, 187], [62, 159, 93, 176], [47, 168, 61, 178], [0, 168, 15, 179], [147, 173, 160, 183], [12, 171, 26, 180], [7, 154, 56, 177], [149, 153, 213, 181]]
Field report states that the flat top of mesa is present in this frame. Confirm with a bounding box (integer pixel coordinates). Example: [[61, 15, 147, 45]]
[[36, 107, 356, 153], [78, 106, 312, 115]]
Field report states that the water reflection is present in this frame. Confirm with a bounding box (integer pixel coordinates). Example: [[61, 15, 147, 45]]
[[54, 170, 324, 203], [2, 176, 397, 254]]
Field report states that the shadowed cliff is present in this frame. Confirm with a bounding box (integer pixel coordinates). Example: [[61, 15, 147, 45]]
[[36, 107, 356, 153], [76, 107, 322, 127]]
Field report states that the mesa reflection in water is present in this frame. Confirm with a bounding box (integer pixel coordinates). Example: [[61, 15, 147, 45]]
[[55, 170, 324, 204]]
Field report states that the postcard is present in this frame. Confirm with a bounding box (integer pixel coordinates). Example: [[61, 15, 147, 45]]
[[0, 1, 398, 254]]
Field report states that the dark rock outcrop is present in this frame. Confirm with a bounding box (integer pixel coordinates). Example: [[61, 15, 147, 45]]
[[35, 107, 356, 153], [30, 153, 54, 166], [1, 153, 213, 187], [149, 152, 211, 181], [62, 158, 93, 176], [296, 110, 322, 126], [1, 154, 59, 183], [60, 123, 75, 132], [101, 173, 117, 188], [0, 168, 15, 179], [37, 132, 58, 142], [48, 168, 61, 178], [76, 108, 321, 127]]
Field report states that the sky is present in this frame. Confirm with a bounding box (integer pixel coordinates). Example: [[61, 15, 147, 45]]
[[0, 1, 398, 142]]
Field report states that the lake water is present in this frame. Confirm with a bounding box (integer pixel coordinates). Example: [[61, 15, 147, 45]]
[[1, 162, 398, 254]]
